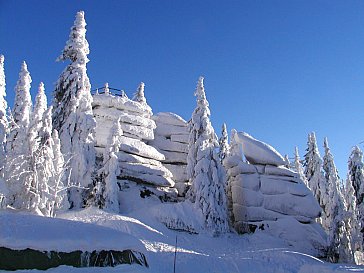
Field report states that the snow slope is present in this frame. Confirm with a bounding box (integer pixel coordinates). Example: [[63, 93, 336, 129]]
[[3, 198, 364, 273]]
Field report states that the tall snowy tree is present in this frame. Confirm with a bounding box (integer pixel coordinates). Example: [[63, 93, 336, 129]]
[[345, 175, 361, 255], [303, 132, 326, 219], [0, 55, 7, 178], [101, 119, 123, 212], [7, 61, 32, 156], [52, 11, 96, 208], [186, 77, 229, 235], [347, 145, 364, 250], [37, 107, 68, 216], [19, 82, 48, 213], [218, 123, 229, 164], [323, 138, 354, 263], [294, 147, 308, 186], [5, 61, 32, 208]]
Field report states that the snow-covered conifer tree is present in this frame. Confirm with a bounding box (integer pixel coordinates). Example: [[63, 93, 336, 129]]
[[218, 123, 229, 164], [5, 61, 32, 208], [7, 61, 32, 155], [51, 128, 69, 212], [348, 146, 364, 206], [294, 147, 308, 186], [323, 138, 354, 263], [52, 11, 96, 208], [303, 133, 326, 216], [101, 118, 123, 212], [104, 82, 109, 95], [186, 77, 229, 235], [132, 82, 146, 104], [348, 145, 364, 251], [345, 176, 361, 255], [284, 154, 291, 169], [0, 55, 7, 178]]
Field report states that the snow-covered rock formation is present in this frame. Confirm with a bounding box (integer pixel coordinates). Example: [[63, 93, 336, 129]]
[[148, 112, 189, 196], [92, 93, 175, 190], [225, 131, 327, 254]]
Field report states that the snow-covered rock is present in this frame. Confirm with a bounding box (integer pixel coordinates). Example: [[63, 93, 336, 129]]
[[93, 93, 175, 190], [225, 137, 325, 251], [149, 112, 190, 196], [234, 132, 286, 166], [152, 112, 187, 127]]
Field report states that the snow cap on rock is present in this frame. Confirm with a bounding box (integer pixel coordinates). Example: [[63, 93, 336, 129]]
[[234, 132, 285, 166]]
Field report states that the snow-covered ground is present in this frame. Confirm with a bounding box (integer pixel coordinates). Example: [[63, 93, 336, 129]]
[[3, 196, 364, 273]]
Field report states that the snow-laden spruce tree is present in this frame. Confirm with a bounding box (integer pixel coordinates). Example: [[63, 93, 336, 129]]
[[7, 61, 32, 156], [323, 138, 354, 263], [52, 11, 96, 208], [303, 132, 326, 221], [20, 82, 48, 213], [132, 82, 152, 118], [5, 61, 32, 208], [348, 145, 364, 250], [51, 128, 69, 213], [345, 175, 361, 255], [218, 123, 229, 164], [294, 147, 308, 186], [0, 55, 7, 179], [37, 106, 68, 216], [186, 76, 229, 235], [133, 82, 146, 104], [100, 118, 123, 212]]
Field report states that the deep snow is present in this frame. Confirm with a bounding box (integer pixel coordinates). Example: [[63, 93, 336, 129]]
[[3, 194, 364, 273]]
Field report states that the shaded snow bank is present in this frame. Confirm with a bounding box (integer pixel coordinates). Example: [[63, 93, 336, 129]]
[[0, 210, 145, 253]]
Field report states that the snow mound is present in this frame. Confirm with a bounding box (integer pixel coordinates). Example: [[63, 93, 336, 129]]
[[150, 201, 204, 234], [235, 132, 285, 166], [152, 112, 187, 127], [0, 210, 145, 253]]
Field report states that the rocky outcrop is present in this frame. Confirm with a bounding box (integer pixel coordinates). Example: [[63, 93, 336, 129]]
[[93, 93, 175, 189], [224, 132, 327, 254], [0, 247, 148, 270], [149, 112, 189, 196]]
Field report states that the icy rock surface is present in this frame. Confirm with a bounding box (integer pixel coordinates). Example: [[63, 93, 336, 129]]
[[93, 94, 174, 189], [149, 112, 189, 196], [234, 132, 286, 166]]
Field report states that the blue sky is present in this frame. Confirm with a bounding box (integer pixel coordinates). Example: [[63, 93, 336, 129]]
[[1, 1, 364, 177]]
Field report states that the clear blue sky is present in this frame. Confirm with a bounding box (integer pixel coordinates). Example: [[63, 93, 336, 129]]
[[1, 1, 364, 178]]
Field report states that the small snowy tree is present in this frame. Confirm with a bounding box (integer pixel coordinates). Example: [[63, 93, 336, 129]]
[[186, 77, 229, 235], [100, 119, 123, 212], [0, 55, 7, 179], [294, 147, 308, 186], [132, 82, 146, 104], [52, 11, 96, 208], [323, 138, 354, 263], [303, 132, 326, 221], [218, 123, 229, 164], [284, 154, 291, 169], [104, 82, 110, 95]]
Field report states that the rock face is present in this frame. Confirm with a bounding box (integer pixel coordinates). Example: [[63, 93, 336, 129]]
[[225, 132, 327, 254], [0, 247, 148, 270], [148, 112, 189, 196], [93, 94, 175, 189]]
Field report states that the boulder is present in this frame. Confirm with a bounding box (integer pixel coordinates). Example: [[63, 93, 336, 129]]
[[152, 112, 187, 127], [234, 132, 285, 166]]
